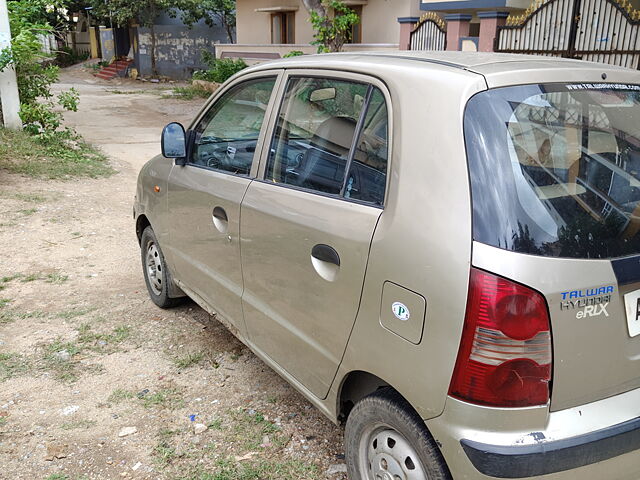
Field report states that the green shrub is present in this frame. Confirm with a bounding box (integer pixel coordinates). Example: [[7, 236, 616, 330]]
[[55, 46, 90, 67], [0, 0, 80, 137], [283, 50, 304, 58], [193, 51, 247, 84]]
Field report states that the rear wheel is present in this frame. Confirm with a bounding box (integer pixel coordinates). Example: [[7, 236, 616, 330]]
[[140, 226, 182, 308], [345, 389, 451, 480]]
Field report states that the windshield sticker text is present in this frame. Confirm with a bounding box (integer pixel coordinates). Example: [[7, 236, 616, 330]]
[[566, 83, 640, 91]]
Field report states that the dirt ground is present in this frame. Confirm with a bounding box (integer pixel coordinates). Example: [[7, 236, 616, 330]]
[[0, 66, 345, 480]]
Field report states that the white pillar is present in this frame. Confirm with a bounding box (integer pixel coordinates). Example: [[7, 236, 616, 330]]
[[0, 0, 21, 130]]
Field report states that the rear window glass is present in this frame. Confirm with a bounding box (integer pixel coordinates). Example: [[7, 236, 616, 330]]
[[465, 83, 640, 259]]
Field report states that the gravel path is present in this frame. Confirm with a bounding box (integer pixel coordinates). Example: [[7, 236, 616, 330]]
[[0, 66, 345, 480]]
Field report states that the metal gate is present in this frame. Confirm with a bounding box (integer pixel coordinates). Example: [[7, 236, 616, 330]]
[[410, 12, 447, 51], [497, 0, 640, 69]]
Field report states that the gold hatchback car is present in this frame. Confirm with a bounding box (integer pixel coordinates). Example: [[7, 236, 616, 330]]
[[134, 52, 640, 479]]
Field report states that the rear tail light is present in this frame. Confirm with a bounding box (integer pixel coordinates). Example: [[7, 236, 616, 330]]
[[448, 268, 552, 408]]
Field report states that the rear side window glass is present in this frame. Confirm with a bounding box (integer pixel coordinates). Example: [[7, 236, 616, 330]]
[[190, 77, 276, 175], [265, 77, 388, 204], [465, 84, 640, 259], [345, 88, 388, 205]]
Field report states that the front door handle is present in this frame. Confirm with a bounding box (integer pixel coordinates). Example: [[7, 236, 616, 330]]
[[212, 206, 229, 234], [311, 244, 340, 267]]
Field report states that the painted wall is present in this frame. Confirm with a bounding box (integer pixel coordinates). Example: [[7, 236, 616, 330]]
[[236, 0, 413, 45], [134, 25, 229, 79], [359, 0, 419, 43]]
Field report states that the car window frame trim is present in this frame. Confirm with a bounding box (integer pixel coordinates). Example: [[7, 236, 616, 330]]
[[183, 69, 286, 179], [254, 68, 393, 209]]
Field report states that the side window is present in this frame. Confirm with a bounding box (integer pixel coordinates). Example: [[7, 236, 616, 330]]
[[266, 77, 388, 204], [345, 88, 388, 205], [190, 77, 276, 175]]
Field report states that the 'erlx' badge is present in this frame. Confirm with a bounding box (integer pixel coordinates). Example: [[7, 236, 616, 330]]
[[392, 302, 410, 321]]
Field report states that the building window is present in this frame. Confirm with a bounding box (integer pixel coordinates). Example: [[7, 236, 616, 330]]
[[271, 12, 295, 44], [348, 6, 362, 43]]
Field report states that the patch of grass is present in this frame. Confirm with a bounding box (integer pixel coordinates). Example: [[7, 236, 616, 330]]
[[0, 191, 47, 203], [45, 273, 69, 284], [45, 474, 69, 480], [166, 86, 210, 100], [20, 273, 41, 282], [39, 338, 84, 382], [1, 275, 20, 284], [61, 419, 97, 430], [0, 352, 30, 381], [174, 352, 205, 370], [18, 207, 37, 216], [13, 192, 47, 203], [0, 128, 115, 180], [177, 458, 318, 480], [55, 307, 95, 320], [229, 409, 288, 451], [108, 388, 135, 403], [0, 309, 46, 324], [154, 441, 178, 467], [0, 299, 10, 308], [207, 418, 223, 430], [142, 388, 184, 410], [107, 90, 141, 95], [76, 323, 131, 351]]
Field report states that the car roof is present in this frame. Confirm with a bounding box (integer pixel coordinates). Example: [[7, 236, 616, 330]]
[[244, 51, 632, 76]]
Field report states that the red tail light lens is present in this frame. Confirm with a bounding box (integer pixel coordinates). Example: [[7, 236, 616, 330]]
[[448, 268, 552, 408]]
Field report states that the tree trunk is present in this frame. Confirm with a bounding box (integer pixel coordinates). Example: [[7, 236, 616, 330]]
[[301, 0, 326, 16], [224, 16, 234, 43], [150, 22, 157, 77]]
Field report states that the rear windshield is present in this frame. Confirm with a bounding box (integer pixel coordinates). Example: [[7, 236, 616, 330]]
[[465, 83, 640, 259]]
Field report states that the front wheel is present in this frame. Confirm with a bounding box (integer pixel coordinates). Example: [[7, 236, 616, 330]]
[[345, 389, 451, 480], [140, 226, 183, 308]]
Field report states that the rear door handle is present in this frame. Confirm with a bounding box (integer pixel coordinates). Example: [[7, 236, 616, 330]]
[[311, 244, 340, 267], [213, 206, 228, 222]]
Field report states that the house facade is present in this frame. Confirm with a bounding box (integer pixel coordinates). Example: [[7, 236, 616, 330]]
[[217, 0, 423, 60]]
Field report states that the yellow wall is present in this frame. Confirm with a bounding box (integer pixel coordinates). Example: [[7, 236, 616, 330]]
[[236, 0, 414, 45]]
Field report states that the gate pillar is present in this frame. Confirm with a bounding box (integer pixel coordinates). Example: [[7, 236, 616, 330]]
[[398, 17, 420, 50], [445, 14, 472, 51], [478, 11, 509, 52]]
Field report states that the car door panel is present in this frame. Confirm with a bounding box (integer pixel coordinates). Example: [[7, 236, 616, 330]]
[[240, 72, 390, 399], [165, 168, 250, 331], [241, 182, 382, 398], [165, 74, 280, 337]]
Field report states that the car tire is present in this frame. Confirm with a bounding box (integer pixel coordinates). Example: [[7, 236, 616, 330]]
[[140, 226, 183, 309], [345, 388, 451, 480]]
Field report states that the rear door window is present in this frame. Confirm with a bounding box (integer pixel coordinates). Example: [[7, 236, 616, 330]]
[[465, 84, 640, 258], [265, 76, 389, 206]]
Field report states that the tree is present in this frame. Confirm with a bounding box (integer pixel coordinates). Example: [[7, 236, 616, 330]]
[[1, 0, 79, 135], [179, 0, 236, 43], [303, 0, 359, 53], [88, 0, 177, 76]]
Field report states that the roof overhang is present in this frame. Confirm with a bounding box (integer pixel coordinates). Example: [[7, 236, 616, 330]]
[[255, 6, 299, 12]]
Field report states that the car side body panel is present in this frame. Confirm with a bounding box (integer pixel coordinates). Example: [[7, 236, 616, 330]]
[[134, 155, 173, 251], [326, 63, 486, 421]]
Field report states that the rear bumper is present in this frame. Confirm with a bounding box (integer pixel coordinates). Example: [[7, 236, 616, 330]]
[[427, 388, 640, 479], [461, 415, 640, 478]]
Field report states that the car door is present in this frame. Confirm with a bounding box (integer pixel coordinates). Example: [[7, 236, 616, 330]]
[[240, 71, 391, 398], [165, 73, 281, 336]]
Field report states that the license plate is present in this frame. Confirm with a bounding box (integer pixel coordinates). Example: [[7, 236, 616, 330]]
[[624, 289, 640, 337]]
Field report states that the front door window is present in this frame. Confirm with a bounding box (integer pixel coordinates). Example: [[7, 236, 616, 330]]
[[190, 77, 277, 176]]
